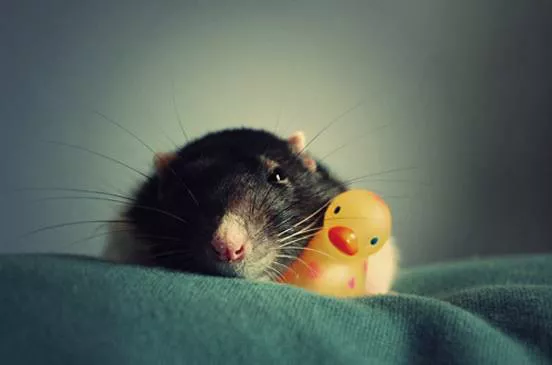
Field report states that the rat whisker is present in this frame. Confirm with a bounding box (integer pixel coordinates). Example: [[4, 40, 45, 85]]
[[273, 57, 298, 136], [293, 199, 331, 227], [171, 79, 190, 143], [93, 110, 157, 155], [44, 140, 151, 180], [272, 214, 314, 239], [64, 227, 133, 248], [278, 227, 321, 245], [273, 92, 286, 136], [25, 195, 188, 226], [264, 265, 283, 281], [275, 232, 317, 249], [250, 222, 271, 244], [89, 221, 110, 237], [167, 162, 200, 207], [248, 182, 257, 217], [278, 224, 321, 243], [126, 236, 186, 253], [267, 203, 310, 234], [248, 177, 262, 217], [319, 123, 390, 162], [151, 249, 194, 260], [56, 221, 114, 250], [256, 184, 276, 216], [270, 260, 298, 279], [347, 178, 432, 187], [161, 130, 179, 148], [261, 195, 291, 229], [133, 235, 186, 244], [248, 186, 287, 240], [277, 200, 331, 237], [377, 194, 413, 200], [255, 174, 288, 218], [93, 110, 200, 207], [16, 187, 137, 202], [296, 98, 366, 156], [250, 176, 271, 218], [19, 219, 132, 240], [274, 214, 319, 239], [278, 229, 320, 246], [276, 231, 320, 250], [278, 246, 336, 260], [275, 254, 315, 276], [323, 216, 387, 222], [263, 269, 275, 281], [344, 166, 420, 185], [65, 224, 184, 250]]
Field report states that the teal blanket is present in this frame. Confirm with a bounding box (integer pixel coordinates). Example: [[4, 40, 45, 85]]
[[1, 253, 551, 364]]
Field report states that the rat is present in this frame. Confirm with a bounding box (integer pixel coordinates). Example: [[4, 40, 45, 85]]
[[102, 127, 399, 295]]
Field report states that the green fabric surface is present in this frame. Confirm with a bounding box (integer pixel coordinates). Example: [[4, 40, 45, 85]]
[[0, 253, 551, 365]]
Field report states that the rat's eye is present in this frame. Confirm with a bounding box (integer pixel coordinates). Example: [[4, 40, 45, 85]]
[[268, 167, 288, 184]]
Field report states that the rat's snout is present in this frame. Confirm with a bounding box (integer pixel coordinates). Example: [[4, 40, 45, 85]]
[[211, 235, 247, 262], [211, 213, 250, 262]]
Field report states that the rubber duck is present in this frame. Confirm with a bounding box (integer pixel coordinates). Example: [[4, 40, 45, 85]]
[[277, 189, 392, 297]]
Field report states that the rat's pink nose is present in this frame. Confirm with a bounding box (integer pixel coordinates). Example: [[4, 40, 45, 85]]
[[226, 244, 246, 261], [211, 236, 247, 262]]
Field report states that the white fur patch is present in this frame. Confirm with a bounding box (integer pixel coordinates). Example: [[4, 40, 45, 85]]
[[364, 237, 399, 295]]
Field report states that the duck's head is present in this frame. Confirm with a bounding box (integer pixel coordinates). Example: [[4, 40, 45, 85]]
[[320, 189, 392, 259]]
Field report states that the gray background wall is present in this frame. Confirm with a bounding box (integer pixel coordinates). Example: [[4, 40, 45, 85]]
[[1, 0, 551, 268]]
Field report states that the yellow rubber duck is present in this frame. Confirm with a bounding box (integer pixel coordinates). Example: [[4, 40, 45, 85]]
[[278, 189, 392, 297]]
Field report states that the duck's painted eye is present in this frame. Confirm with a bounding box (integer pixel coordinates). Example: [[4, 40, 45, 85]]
[[370, 237, 379, 246], [268, 167, 288, 184], [333, 206, 341, 214]]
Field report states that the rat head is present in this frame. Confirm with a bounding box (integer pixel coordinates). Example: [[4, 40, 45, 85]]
[[124, 128, 346, 280], [313, 189, 392, 260]]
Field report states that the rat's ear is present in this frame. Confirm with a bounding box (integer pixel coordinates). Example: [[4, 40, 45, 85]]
[[153, 152, 177, 174], [153, 152, 178, 201], [287, 130, 317, 172], [287, 131, 306, 153]]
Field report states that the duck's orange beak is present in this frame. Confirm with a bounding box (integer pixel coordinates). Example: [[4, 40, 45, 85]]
[[328, 226, 358, 256]]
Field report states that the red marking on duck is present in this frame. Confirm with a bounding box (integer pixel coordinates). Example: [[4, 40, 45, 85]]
[[307, 261, 321, 279]]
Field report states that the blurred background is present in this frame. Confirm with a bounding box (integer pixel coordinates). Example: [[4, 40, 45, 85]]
[[1, 0, 551, 268]]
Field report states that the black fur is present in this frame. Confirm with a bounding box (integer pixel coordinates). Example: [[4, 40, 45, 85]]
[[124, 128, 346, 279]]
